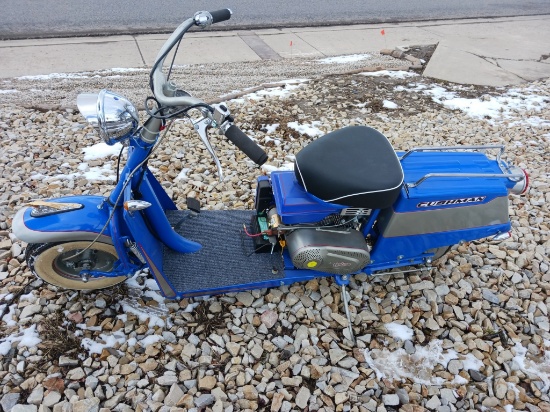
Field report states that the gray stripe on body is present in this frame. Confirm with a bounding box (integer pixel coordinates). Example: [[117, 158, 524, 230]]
[[379, 196, 509, 238]]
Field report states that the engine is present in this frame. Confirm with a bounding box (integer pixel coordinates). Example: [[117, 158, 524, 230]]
[[286, 228, 370, 275]]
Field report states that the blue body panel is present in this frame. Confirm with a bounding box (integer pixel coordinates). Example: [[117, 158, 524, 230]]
[[271, 171, 345, 224], [398, 151, 509, 211]]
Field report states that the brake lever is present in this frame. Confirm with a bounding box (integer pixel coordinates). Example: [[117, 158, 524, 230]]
[[193, 117, 224, 182]]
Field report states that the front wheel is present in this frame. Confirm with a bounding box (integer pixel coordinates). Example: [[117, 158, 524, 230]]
[[26, 241, 127, 290]]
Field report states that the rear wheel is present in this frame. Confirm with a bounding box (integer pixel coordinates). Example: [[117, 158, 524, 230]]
[[26, 241, 127, 290]]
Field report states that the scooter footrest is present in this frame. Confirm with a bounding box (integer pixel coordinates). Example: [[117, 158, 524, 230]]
[[163, 210, 285, 294]]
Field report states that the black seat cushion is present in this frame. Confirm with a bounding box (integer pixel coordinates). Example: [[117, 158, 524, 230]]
[[294, 126, 403, 209]]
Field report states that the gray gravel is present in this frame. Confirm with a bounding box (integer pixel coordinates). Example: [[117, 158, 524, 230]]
[[0, 57, 549, 412]]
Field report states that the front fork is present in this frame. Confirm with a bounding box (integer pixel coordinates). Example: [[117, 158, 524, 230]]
[[79, 200, 144, 280]]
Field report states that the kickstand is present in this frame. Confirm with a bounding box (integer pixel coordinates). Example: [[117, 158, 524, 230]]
[[336, 275, 355, 344]]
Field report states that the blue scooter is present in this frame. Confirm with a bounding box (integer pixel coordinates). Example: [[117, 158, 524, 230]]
[[12, 10, 528, 336]]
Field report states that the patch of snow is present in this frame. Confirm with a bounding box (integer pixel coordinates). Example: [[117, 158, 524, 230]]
[[182, 302, 200, 313], [144, 278, 160, 291], [383, 100, 399, 109], [264, 123, 280, 134], [360, 70, 418, 79], [364, 339, 467, 385], [175, 168, 191, 181], [384, 322, 413, 341], [108, 68, 148, 73], [16, 67, 149, 81], [0, 325, 42, 356], [140, 335, 164, 347], [19, 292, 36, 302], [82, 142, 124, 161], [17, 73, 92, 80], [120, 301, 165, 328], [512, 341, 550, 391], [287, 121, 324, 137], [396, 82, 549, 126], [227, 79, 309, 103], [143, 290, 166, 305], [0, 89, 18, 94], [82, 164, 116, 181], [81, 332, 127, 354], [1, 304, 17, 327], [318, 54, 372, 64]]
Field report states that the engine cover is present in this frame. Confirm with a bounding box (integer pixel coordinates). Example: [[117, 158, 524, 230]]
[[286, 229, 370, 275]]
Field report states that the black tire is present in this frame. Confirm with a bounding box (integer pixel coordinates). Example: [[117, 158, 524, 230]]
[[26, 241, 126, 290]]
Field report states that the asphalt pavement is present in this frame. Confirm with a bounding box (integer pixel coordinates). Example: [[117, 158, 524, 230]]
[[1, 15, 549, 86]]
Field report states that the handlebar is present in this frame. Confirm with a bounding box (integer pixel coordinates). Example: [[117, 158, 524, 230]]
[[149, 10, 269, 170], [224, 125, 268, 166], [210, 9, 232, 23], [151, 9, 232, 107]]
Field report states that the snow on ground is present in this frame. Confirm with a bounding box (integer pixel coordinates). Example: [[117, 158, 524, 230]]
[[364, 339, 482, 386], [360, 70, 418, 79], [0, 90, 19, 94], [228, 79, 309, 103], [82, 142, 124, 161], [384, 322, 414, 341], [0, 324, 42, 356], [512, 341, 550, 392], [287, 121, 324, 137], [395, 82, 550, 126], [383, 99, 398, 109], [263, 123, 279, 134], [16, 68, 149, 81], [318, 54, 372, 64]]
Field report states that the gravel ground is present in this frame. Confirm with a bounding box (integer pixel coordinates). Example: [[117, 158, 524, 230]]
[[0, 55, 549, 412]]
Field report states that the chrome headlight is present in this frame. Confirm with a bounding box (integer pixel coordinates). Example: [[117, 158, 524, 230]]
[[77, 90, 139, 145]]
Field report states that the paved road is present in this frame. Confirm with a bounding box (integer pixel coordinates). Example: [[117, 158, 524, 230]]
[[2, 0, 550, 39]]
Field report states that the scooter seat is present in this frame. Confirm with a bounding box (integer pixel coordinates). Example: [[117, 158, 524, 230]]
[[294, 126, 404, 209]]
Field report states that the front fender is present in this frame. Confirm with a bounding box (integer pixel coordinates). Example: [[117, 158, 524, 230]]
[[12, 196, 113, 244]]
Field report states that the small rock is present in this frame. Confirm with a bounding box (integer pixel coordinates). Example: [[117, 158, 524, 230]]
[[236, 292, 254, 306], [1, 393, 21, 412], [382, 394, 400, 406], [42, 391, 61, 407], [482, 289, 500, 304], [260, 310, 278, 328], [72, 398, 100, 412], [195, 394, 216, 408], [295, 387, 311, 409], [164, 384, 185, 407], [469, 369, 485, 382], [199, 376, 217, 391], [66, 368, 86, 380], [425, 395, 441, 410]]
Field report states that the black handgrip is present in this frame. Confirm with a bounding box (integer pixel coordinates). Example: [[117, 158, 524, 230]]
[[209, 9, 232, 24], [225, 125, 268, 166]]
